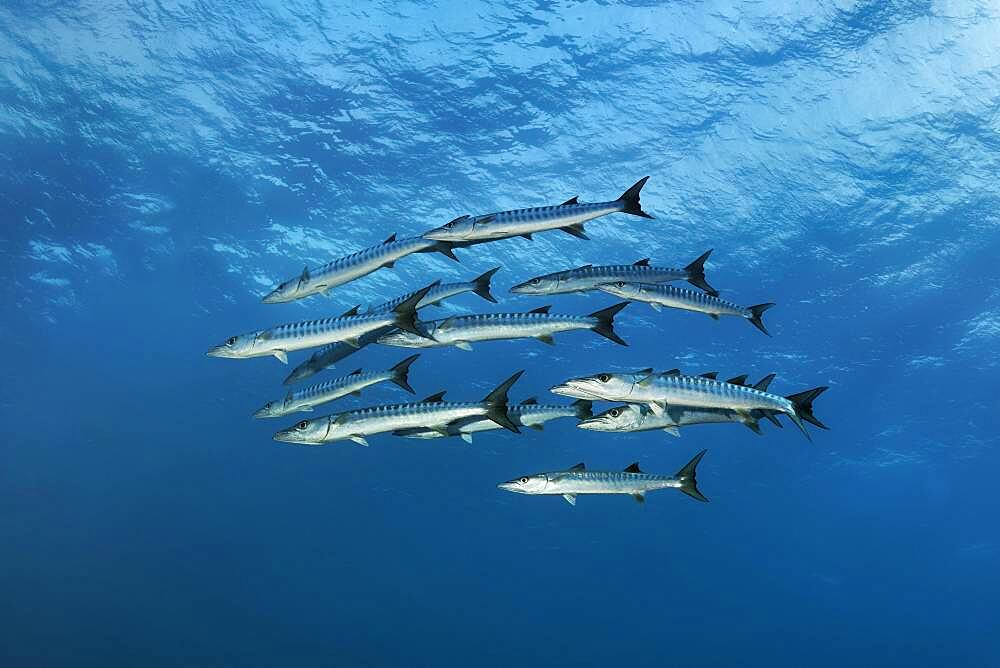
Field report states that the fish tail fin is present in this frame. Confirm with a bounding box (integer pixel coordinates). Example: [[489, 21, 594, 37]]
[[389, 354, 420, 394], [434, 242, 461, 262], [674, 449, 709, 502], [746, 303, 776, 336], [785, 386, 830, 440], [392, 283, 434, 337], [482, 370, 525, 433], [572, 399, 593, 420], [617, 176, 654, 219], [588, 301, 630, 346], [472, 266, 500, 303], [683, 249, 718, 296]]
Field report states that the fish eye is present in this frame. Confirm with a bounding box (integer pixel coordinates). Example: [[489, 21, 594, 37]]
[[530, 278, 540, 285], [296, 420, 309, 430], [616, 281, 626, 288], [609, 408, 621, 417], [519, 477, 529, 484], [265, 402, 272, 409], [226, 336, 237, 345], [598, 374, 611, 382]]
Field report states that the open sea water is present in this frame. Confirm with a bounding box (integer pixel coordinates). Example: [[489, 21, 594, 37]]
[[2, 1, 999, 666]]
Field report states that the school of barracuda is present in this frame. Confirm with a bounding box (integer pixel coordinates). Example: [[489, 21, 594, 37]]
[[209, 176, 829, 507]]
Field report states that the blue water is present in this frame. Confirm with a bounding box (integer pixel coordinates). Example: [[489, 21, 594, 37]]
[[3, 1, 1000, 665]]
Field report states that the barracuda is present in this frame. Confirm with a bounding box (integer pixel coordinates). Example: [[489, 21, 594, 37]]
[[254, 355, 420, 418], [282, 268, 502, 385], [552, 369, 828, 440], [509, 250, 716, 297], [207, 284, 433, 364], [578, 374, 781, 437], [498, 451, 709, 505], [394, 398, 592, 443], [422, 177, 653, 243], [262, 234, 459, 303], [597, 281, 774, 335], [273, 370, 524, 445], [376, 302, 630, 350]]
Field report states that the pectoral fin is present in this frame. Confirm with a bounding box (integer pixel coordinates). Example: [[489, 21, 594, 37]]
[[344, 338, 361, 349], [273, 350, 289, 364], [562, 494, 577, 506], [708, 314, 720, 320], [648, 401, 667, 417], [461, 433, 473, 444], [455, 341, 473, 351], [662, 426, 681, 437], [632, 492, 646, 504], [537, 334, 555, 346], [349, 435, 369, 446], [650, 303, 662, 312]]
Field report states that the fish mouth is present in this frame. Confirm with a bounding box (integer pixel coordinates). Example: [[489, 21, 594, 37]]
[[273, 429, 313, 444], [261, 291, 286, 304], [496, 481, 522, 493], [550, 381, 599, 399], [595, 284, 627, 297], [253, 408, 278, 419], [206, 345, 232, 358], [576, 417, 610, 431]]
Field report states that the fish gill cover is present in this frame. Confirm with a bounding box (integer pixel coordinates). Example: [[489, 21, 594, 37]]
[[2, 1, 999, 667]]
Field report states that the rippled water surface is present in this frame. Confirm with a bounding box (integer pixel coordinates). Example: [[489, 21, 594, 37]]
[[2, 1, 999, 666]]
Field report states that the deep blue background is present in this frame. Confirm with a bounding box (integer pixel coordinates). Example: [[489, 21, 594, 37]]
[[2, 1, 999, 666]]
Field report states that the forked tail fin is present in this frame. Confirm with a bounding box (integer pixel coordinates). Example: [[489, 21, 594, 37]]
[[674, 449, 709, 503], [786, 386, 830, 440], [389, 354, 420, 394], [683, 249, 718, 296], [482, 370, 525, 433], [617, 177, 654, 219], [472, 267, 500, 303], [392, 284, 435, 337], [746, 303, 776, 336], [588, 301, 630, 346], [572, 399, 593, 420]]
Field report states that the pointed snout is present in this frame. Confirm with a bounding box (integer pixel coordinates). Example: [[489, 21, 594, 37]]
[[206, 345, 228, 358], [576, 418, 605, 431], [497, 480, 519, 492]]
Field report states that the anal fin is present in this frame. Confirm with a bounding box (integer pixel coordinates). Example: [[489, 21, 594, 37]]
[[562, 493, 577, 506]]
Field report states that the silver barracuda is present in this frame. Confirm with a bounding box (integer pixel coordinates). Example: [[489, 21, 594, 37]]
[[509, 251, 716, 297], [551, 369, 828, 440], [422, 177, 653, 243], [207, 284, 434, 364], [262, 234, 459, 304], [282, 268, 502, 385], [597, 281, 775, 336], [376, 302, 630, 350], [254, 354, 420, 418], [394, 398, 593, 443], [273, 370, 524, 446], [578, 374, 781, 437], [498, 450, 709, 506]]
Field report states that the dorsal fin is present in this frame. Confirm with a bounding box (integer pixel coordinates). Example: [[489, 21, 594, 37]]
[[636, 367, 654, 375], [437, 316, 458, 331], [624, 462, 642, 473], [382, 233, 397, 244], [349, 368, 363, 375], [338, 305, 360, 318], [632, 258, 650, 267], [528, 305, 551, 314], [560, 196, 579, 206], [299, 265, 310, 283], [726, 374, 749, 386], [662, 368, 681, 376], [699, 372, 718, 379], [754, 373, 777, 391], [422, 391, 447, 403], [569, 462, 586, 471], [520, 397, 539, 405]]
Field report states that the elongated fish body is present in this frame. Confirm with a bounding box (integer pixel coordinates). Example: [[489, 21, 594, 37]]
[[282, 269, 500, 385], [397, 399, 592, 441], [274, 401, 494, 445], [596, 282, 774, 335], [377, 303, 629, 350], [422, 177, 653, 243], [578, 403, 762, 437], [209, 284, 432, 364], [263, 235, 455, 303], [255, 355, 418, 418], [510, 251, 716, 297], [274, 370, 524, 445], [498, 451, 709, 505], [283, 328, 389, 384], [552, 370, 828, 440]]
